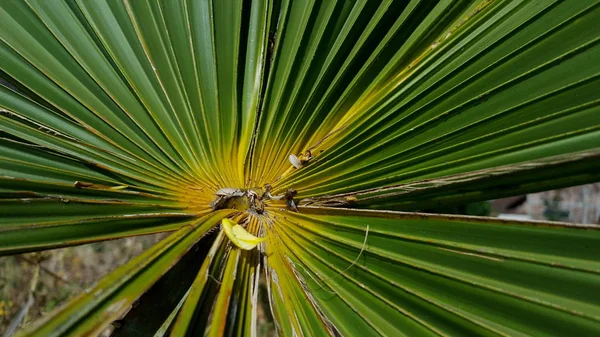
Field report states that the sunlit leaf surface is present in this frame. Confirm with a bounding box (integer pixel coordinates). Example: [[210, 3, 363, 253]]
[[1, 0, 599, 336]]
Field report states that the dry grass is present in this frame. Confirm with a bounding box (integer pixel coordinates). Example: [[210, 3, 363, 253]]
[[0, 234, 166, 335]]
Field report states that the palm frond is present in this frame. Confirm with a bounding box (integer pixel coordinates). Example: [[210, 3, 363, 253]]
[[1, 0, 599, 336]]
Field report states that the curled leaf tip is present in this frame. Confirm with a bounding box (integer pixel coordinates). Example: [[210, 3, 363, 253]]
[[221, 218, 265, 250]]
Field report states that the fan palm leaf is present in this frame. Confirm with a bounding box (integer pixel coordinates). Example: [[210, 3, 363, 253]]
[[1, 0, 599, 336]]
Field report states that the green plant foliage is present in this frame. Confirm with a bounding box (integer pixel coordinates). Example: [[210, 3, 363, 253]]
[[1, 0, 599, 336]]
